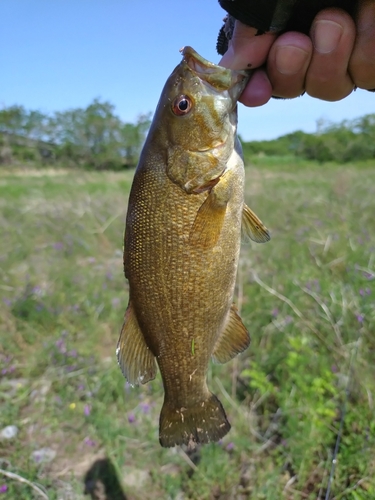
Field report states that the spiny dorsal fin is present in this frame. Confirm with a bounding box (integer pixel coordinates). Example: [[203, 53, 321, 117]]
[[242, 204, 270, 243], [117, 301, 157, 386], [189, 191, 227, 249], [212, 304, 250, 364]]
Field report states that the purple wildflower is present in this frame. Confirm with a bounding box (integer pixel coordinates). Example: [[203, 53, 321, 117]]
[[356, 314, 364, 324], [128, 412, 136, 424], [78, 384, 85, 391], [68, 349, 78, 358], [226, 442, 235, 451], [53, 242, 64, 250], [112, 297, 121, 308], [0, 485, 8, 493], [55, 339, 66, 354], [140, 402, 151, 414], [84, 405, 91, 416], [331, 365, 339, 373], [32, 286, 43, 296], [87, 257, 96, 264], [284, 315, 293, 325], [313, 279, 321, 291], [305, 279, 320, 292], [271, 308, 279, 317], [2, 298, 12, 307], [84, 437, 96, 447]]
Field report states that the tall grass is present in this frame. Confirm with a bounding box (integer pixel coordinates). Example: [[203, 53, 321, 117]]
[[0, 163, 374, 499]]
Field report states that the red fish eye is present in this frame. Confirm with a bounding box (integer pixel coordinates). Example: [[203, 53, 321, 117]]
[[172, 95, 192, 116]]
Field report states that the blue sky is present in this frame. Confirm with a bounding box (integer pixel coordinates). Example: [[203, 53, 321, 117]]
[[1, 1, 374, 141]]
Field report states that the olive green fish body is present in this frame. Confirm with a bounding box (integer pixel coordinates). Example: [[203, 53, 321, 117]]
[[117, 47, 270, 447]]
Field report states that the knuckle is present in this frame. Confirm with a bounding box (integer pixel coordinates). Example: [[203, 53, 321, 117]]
[[306, 83, 353, 101], [352, 75, 375, 90], [350, 52, 375, 90], [272, 81, 305, 99]]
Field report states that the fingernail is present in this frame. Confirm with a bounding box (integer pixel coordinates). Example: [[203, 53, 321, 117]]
[[275, 46, 309, 75], [312, 20, 343, 54]]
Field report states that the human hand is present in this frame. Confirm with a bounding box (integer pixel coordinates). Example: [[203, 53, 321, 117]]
[[219, 2, 375, 107]]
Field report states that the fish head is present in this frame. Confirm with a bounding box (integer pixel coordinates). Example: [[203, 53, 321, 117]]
[[153, 46, 250, 194]]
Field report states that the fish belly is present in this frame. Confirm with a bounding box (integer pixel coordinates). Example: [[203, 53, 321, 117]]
[[123, 158, 247, 446]]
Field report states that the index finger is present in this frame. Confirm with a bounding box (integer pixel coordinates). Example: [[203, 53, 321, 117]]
[[219, 21, 276, 70]]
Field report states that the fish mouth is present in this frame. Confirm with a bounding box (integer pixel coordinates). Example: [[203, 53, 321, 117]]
[[180, 46, 250, 93]]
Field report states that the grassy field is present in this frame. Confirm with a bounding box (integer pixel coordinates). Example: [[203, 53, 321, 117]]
[[0, 160, 374, 499]]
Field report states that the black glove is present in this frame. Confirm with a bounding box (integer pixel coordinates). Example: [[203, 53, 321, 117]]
[[217, 0, 358, 55]]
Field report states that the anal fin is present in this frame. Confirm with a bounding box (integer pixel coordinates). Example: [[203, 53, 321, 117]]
[[117, 301, 157, 385], [242, 204, 270, 243], [212, 304, 250, 364]]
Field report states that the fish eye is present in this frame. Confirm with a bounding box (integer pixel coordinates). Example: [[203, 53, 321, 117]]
[[172, 95, 193, 116]]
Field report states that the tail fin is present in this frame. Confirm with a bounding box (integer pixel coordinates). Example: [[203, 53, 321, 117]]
[[159, 392, 230, 448]]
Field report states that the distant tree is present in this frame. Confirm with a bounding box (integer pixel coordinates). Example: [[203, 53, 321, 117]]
[[241, 113, 375, 163], [4, 101, 373, 169], [47, 100, 151, 169], [0, 105, 28, 137], [24, 110, 49, 142], [120, 113, 151, 168]]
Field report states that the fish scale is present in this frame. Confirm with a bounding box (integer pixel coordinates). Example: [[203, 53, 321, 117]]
[[117, 47, 270, 447]]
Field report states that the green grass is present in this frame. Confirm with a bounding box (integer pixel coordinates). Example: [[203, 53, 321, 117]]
[[0, 163, 374, 499]]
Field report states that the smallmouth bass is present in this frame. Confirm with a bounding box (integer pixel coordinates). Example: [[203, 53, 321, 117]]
[[117, 47, 270, 447]]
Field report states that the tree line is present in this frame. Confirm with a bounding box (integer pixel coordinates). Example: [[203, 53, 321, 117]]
[[0, 99, 150, 169], [1, 101, 374, 168], [241, 113, 375, 163]]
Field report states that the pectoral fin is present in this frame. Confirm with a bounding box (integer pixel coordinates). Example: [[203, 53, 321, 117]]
[[117, 301, 157, 386], [212, 305, 250, 364], [242, 204, 270, 243], [189, 191, 227, 249]]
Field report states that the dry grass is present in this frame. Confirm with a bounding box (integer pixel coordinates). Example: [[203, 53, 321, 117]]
[[0, 162, 374, 499]]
